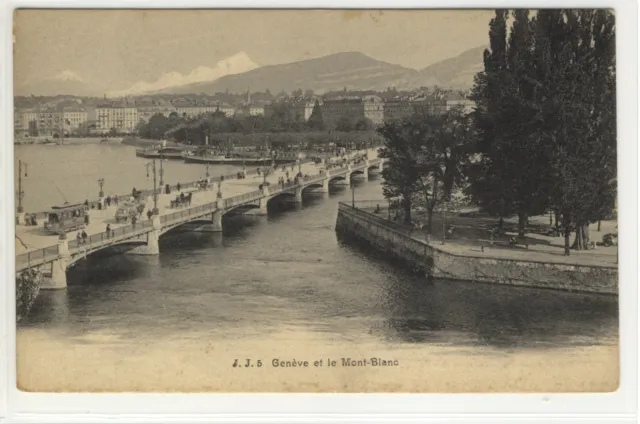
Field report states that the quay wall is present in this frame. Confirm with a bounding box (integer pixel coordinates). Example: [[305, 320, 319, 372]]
[[335, 203, 618, 295]]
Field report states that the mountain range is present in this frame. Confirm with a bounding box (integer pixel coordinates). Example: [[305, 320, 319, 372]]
[[163, 46, 487, 95], [15, 46, 487, 97]]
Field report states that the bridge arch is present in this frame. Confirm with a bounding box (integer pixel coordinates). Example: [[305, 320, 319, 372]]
[[67, 238, 147, 268]]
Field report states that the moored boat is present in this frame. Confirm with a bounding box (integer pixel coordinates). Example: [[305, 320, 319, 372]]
[[136, 146, 186, 159]]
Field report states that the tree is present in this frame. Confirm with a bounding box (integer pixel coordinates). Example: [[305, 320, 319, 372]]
[[307, 100, 325, 131], [376, 122, 422, 225], [411, 108, 473, 234], [531, 10, 616, 253], [335, 115, 355, 132], [470, 10, 553, 237], [355, 118, 373, 131]]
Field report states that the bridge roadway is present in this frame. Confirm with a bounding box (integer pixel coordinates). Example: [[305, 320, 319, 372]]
[[15, 149, 383, 289]]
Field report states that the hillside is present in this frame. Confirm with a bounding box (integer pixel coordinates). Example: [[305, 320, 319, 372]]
[[161, 52, 416, 95], [407, 46, 487, 89]]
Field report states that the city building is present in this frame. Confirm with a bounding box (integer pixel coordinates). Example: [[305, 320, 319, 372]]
[[382, 100, 414, 123], [14, 108, 38, 137], [321, 97, 365, 128], [62, 107, 88, 133], [37, 107, 64, 137], [445, 98, 476, 114], [362, 96, 384, 125], [412, 99, 448, 116], [137, 105, 177, 123], [96, 103, 139, 133]]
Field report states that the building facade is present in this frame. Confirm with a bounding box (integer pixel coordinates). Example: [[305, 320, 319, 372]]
[[37, 108, 64, 137], [96, 104, 139, 133], [14, 109, 38, 137], [362, 96, 384, 125], [63, 108, 89, 133], [382, 101, 414, 123], [321, 98, 365, 128]]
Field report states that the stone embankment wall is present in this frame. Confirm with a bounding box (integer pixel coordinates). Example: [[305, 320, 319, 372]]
[[335, 203, 618, 295]]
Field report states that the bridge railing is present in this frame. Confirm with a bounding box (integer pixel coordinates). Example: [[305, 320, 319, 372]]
[[16, 244, 60, 270], [224, 190, 263, 208], [161, 202, 218, 226], [68, 220, 155, 253]]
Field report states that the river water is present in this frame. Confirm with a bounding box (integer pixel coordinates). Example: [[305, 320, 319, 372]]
[[15, 142, 619, 393]]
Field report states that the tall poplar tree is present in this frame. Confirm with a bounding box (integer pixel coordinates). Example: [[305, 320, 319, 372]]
[[470, 9, 552, 237], [531, 9, 616, 254]]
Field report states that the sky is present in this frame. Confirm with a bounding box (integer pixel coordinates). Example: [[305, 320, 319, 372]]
[[13, 9, 494, 92]]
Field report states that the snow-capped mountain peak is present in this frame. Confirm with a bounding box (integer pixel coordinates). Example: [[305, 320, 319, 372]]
[[53, 70, 84, 82]]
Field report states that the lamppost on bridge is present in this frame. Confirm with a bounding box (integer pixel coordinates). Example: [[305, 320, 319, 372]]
[[98, 177, 105, 198], [16, 160, 28, 214], [351, 184, 356, 208], [205, 163, 210, 179], [217, 181, 222, 199], [159, 150, 164, 187], [145, 160, 159, 215], [262, 136, 270, 186]]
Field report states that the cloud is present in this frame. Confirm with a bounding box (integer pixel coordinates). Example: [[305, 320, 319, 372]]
[[106, 52, 259, 96]]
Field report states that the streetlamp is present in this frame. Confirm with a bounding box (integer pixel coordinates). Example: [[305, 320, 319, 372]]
[[205, 163, 210, 179], [16, 160, 28, 214], [159, 150, 164, 187], [217, 181, 222, 199], [98, 177, 105, 198], [145, 160, 159, 215], [351, 184, 356, 208], [441, 202, 447, 245]]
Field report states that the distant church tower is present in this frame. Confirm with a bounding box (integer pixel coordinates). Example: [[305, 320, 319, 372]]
[[246, 88, 251, 105]]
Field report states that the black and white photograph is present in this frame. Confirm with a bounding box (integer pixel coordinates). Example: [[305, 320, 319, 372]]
[[12, 9, 620, 393]]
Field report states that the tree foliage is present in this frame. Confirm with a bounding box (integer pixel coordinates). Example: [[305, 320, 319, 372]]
[[469, 9, 616, 254], [377, 107, 473, 230]]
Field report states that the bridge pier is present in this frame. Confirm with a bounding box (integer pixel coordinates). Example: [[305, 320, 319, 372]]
[[41, 237, 69, 290], [211, 210, 223, 232], [362, 167, 369, 180], [317, 178, 330, 193], [128, 215, 161, 255], [293, 187, 303, 203], [257, 185, 269, 215]]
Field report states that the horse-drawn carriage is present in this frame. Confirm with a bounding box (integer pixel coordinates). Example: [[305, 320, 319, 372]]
[[115, 198, 146, 223]]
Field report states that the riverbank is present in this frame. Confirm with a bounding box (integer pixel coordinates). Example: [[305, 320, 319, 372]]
[[335, 203, 618, 294]]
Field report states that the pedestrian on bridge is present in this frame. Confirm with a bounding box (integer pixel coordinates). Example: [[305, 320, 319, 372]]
[[147, 210, 153, 221], [131, 215, 137, 228], [76, 232, 82, 246], [177, 183, 181, 192], [106, 223, 111, 237], [81, 230, 88, 245]]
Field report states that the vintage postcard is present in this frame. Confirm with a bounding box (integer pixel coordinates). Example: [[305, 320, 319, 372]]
[[13, 9, 619, 393]]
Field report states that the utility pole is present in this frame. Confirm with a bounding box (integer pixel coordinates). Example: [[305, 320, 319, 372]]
[[16, 160, 27, 213], [98, 177, 105, 198]]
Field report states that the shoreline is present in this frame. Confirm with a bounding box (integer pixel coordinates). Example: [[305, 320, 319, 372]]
[[335, 203, 618, 294]]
